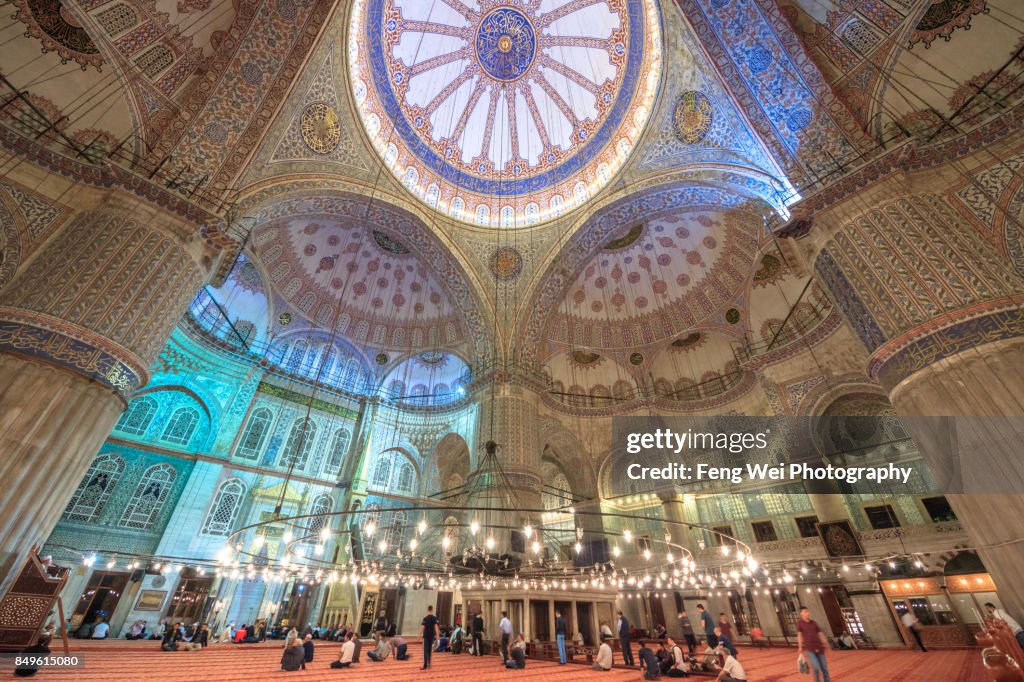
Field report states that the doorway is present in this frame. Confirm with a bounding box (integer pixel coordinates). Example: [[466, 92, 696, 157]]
[[577, 602, 594, 644], [531, 599, 550, 640], [72, 571, 129, 636], [166, 576, 213, 624], [555, 600, 574, 639]]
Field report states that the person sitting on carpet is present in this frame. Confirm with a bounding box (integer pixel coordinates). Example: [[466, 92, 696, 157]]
[[715, 646, 747, 682], [14, 633, 51, 678], [234, 624, 247, 644], [699, 645, 720, 672], [303, 634, 315, 663], [161, 623, 182, 652], [665, 637, 689, 678], [639, 644, 661, 680], [367, 633, 391, 661], [330, 632, 356, 669], [593, 639, 613, 671], [837, 630, 857, 650], [450, 623, 465, 653], [435, 628, 450, 652], [504, 633, 527, 669], [654, 624, 668, 639], [392, 634, 409, 660], [280, 638, 306, 671], [126, 620, 145, 640]]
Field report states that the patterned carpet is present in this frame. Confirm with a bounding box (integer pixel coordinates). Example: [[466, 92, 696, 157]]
[[2, 639, 988, 681]]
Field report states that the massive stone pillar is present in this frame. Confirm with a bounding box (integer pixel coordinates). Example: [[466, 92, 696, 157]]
[[806, 180, 1024, 615], [472, 383, 543, 553], [0, 189, 220, 592], [658, 493, 693, 554]]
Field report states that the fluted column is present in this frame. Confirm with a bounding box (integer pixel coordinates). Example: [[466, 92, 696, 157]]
[[808, 182, 1024, 615], [0, 189, 220, 592], [472, 383, 543, 553]]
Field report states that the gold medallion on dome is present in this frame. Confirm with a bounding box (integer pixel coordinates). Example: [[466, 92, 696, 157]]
[[673, 90, 713, 145], [300, 102, 341, 154]]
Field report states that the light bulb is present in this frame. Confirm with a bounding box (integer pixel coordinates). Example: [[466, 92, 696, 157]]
[[574, 542, 582, 554], [365, 522, 376, 537], [252, 535, 265, 550], [470, 520, 479, 535], [532, 541, 540, 554], [442, 536, 451, 549], [486, 536, 495, 550], [410, 538, 418, 551], [524, 525, 533, 539], [283, 530, 293, 543], [418, 519, 427, 535], [612, 545, 621, 557], [623, 529, 632, 543]]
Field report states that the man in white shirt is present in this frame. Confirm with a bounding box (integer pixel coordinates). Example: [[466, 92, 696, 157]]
[[716, 647, 748, 682], [986, 602, 1024, 649], [600, 622, 613, 640], [91, 619, 109, 639], [592, 640, 613, 671], [331, 633, 356, 668], [900, 611, 927, 652], [499, 611, 513, 665]]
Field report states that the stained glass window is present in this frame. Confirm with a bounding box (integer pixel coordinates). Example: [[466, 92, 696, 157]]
[[63, 453, 125, 522], [307, 494, 332, 541], [371, 457, 391, 489], [161, 407, 200, 446], [382, 510, 406, 550], [279, 418, 317, 470], [118, 464, 176, 530], [237, 407, 273, 460], [116, 396, 157, 436], [286, 339, 308, 372], [201, 479, 246, 536], [323, 428, 351, 476], [396, 462, 414, 492]]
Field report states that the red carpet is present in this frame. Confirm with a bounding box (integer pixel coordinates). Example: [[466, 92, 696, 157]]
[[3, 640, 987, 681]]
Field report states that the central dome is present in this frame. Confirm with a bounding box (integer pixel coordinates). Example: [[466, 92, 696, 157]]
[[348, 0, 662, 227]]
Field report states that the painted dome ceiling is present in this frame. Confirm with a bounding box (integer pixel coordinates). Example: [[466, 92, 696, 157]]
[[250, 216, 467, 350], [545, 206, 761, 350], [348, 0, 662, 227]]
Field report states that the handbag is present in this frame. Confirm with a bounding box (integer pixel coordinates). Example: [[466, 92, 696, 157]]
[[797, 653, 811, 674]]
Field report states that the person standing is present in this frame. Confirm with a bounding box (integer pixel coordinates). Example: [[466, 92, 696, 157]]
[[796, 606, 831, 682], [617, 610, 634, 666], [985, 602, 1024, 649], [697, 605, 716, 648], [471, 610, 485, 656], [901, 610, 927, 652], [420, 605, 440, 670], [499, 610, 513, 665], [555, 609, 568, 665], [718, 614, 733, 641], [677, 610, 697, 653]]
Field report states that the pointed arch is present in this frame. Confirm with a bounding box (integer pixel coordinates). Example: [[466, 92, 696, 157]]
[[307, 493, 333, 541], [323, 427, 351, 476], [201, 478, 246, 536], [371, 457, 392, 489], [280, 417, 317, 470], [238, 407, 274, 459], [63, 453, 125, 522], [115, 395, 157, 436], [118, 464, 176, 530], [161, 406, 201, 446]]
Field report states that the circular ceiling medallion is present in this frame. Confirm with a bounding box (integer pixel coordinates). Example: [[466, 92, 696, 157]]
[[673, 90, 713, 145], [725, 308, 740, 324], [348, 0, 662, 227], [278, 312, 292, 326], [300, 102, 341, 154], [629, 351, 644, 365], [375, 352, 390, 365], [489, 246, 523, 280], [476, 7, 536, 81]]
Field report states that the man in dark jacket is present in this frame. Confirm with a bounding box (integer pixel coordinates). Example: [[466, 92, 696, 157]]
[[373, 610, 389, 637], [471, 611, 485, 656], [555, 609, 568, 664], [303, 634, 315, 663], [618, 611, 634, 666], [697, 605, 716, 648]]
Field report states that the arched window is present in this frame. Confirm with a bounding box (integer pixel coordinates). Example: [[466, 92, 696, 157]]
[[363, 503, 382, 535], [63, 453, 125, 522], [371, 457, 391, 489], [306, 494, 332, 541], [286, 339, 308, 372], [161, 407, 200, 446], [383, 510, 406, 550], [397, 462, 415, 493], [237, 407, 273, 460], [279, 418, 317, 470], [323, 428, 351, 476], [116, 396, 157, 436], [201, 479, 246, 536], [118, 464, 176, 530]]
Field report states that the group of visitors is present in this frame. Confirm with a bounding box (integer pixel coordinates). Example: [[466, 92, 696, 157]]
[[160, 621, 210, 652]]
